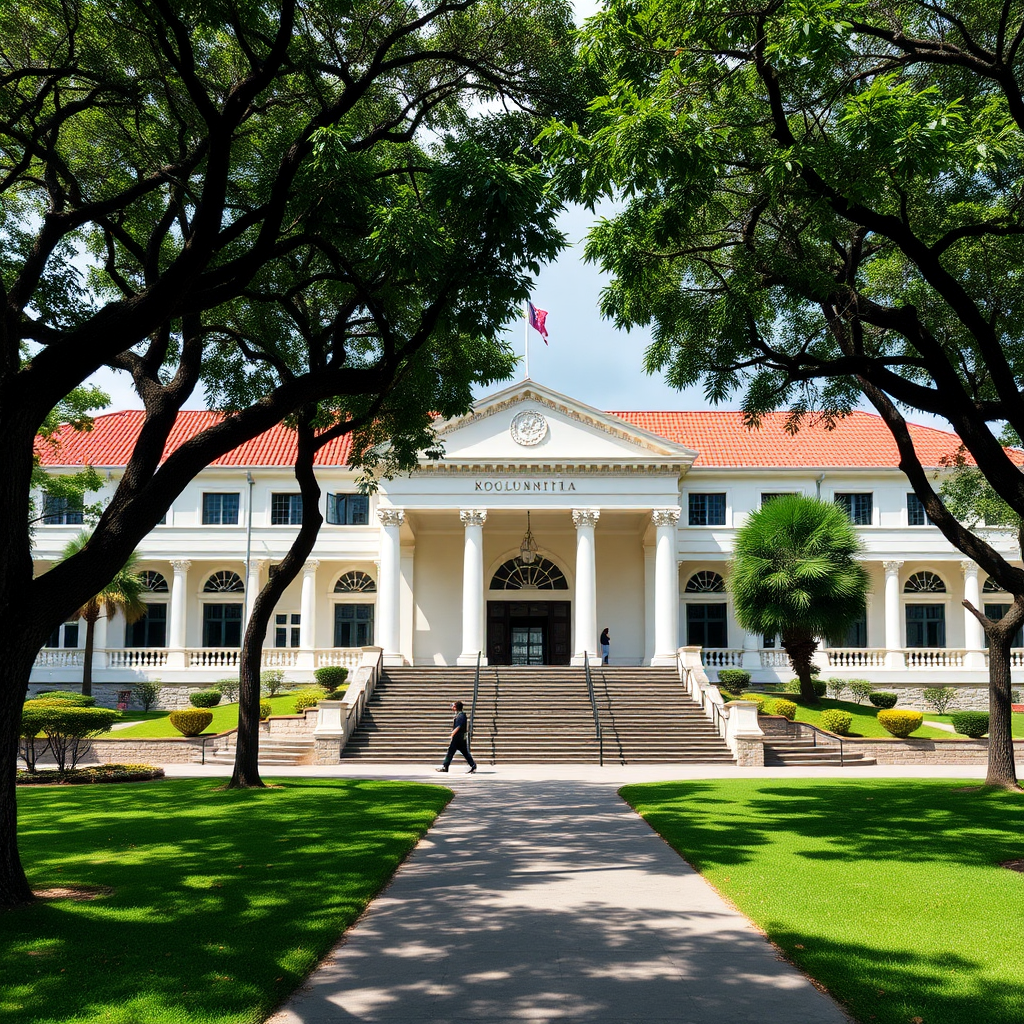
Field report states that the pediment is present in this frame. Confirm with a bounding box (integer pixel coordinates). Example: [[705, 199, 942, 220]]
[[426, 381, 697, 471]]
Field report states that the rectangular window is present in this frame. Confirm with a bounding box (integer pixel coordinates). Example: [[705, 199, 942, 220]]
[[327, 493, 370, 526], [829, 608, 867, 648], [906, 604, 946, 648], [202, 492, 240, 525], [334, 604, 374, 647], [983, 604, 1024, 648], [686, 603, 728, 648], [835, 492, 873, 526], [127, 603, 167, 648], [46, 621, 80, 648], [687, 493, 726, 527], [907, 492, 932, 526], [760, 492, 796, 507], [202, 604, 243, 647], [275, 612, 302, 648], [41, 494, 84, 525], [270, 493, 303, 525]]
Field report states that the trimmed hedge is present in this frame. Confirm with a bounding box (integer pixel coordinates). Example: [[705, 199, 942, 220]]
[[314, 665, 349, 691], [189, 689, 222, 708], [878, 709, 924, 737], [168, 709, 214, 736], [951, 711, 990, 738], [769, 698, 797, 721], [325, 688, 348, 700], [293, 689, 324, 713], [17, 764, 165, 785], [820, 709, 853, 735], [20, 702, 120, 772], [738, 692, 766, 712], [259, 699, 272, 720], [869, 691, 898, 709], [717, 669, 751, 691], [32, 691, 96, 706]]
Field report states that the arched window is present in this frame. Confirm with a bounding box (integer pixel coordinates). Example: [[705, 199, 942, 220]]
[[204, 570, 244, 593], [334, 571, 376, 594], [983, 577, 1005, 593], [685, 571, 725, 593], [141, 570, 168, 592], [490, 557, 568, 591], [904, 571, 945, 594]]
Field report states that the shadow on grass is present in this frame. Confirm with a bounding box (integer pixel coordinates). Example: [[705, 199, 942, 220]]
[[4, 778, 451, 1024]]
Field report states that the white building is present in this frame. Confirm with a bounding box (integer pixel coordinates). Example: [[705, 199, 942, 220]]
[[30, 380, 1023, 701]]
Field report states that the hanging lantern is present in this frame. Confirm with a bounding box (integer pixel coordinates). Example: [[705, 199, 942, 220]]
[[519, 511, 538, 565]]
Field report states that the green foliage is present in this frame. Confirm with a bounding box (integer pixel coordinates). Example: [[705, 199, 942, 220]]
[[738, 692, 766, 713], [188, 689, 222, 709], [922, 686, 958, 714], [716, 669, 751, 690], [877, 710, 924, 738], [314, 666, 350, 691], [214, 678, 239, 703], [951, 711, 990, 738], [717, 689, 737, 702], [292, 689, 325, 713], [825, 677, 848, 700], [31, 691, 95, 706], [869, 692, 899, 709], [21, 701, 119, 771], [820, 709, 853, 736], [132, 680, 161, 711], [325, 689, 349, 701], [259, 700, 272, 721], [17, 764, 164, 785], [769, 699, 798, 721], [261, 670, 287, 698], [167, 709, 214, 737], [782, 679, 802, 693], [848, 681, 874, 704]]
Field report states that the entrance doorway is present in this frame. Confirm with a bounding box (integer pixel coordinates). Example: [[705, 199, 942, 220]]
[[487, 601, 570, 665]]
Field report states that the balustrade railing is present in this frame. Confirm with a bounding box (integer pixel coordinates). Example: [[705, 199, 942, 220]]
[[188, 648, 241, 668], [824, 648, 887, 669], [314, 649, 363, 669], [701, 648, 743, 668], [33, 649, 84, 668], [759, 649, 789, 668], [905, 648, 966, 669], [107, 649, 168, 669]]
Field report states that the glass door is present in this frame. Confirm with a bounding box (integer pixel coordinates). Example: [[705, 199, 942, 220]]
[[511, 625, 545, 665]]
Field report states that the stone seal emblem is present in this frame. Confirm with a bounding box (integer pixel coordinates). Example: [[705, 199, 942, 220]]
[[510, 409, 548, 447]]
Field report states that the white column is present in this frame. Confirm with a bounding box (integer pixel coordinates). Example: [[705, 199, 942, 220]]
[[244, 558, 264, 625], [168, 559, 191, 668], [296, 559, 319, 672], [651, 508, 682, 665], [741, 631, 761, 670], [962, 559, 986, 669], [883, 560, 905, 669], [457, 509, 488, 666], [571, 508, 600, 666], [92, 612, 108, 676], [377, 508, 405, 665]]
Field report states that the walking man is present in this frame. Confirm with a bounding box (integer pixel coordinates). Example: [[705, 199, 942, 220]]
[[436, 700, 477, 773]]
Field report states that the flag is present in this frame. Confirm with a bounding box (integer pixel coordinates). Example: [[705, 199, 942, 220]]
[[527, 301, 549, 343]]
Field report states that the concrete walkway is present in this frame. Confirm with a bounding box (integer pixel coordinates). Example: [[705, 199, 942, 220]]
[[243, 763, 924, 1024]]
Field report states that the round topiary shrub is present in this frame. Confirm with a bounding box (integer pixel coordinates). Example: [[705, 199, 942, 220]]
[[32, 691, 96, 706], [813, 679, 827, 697], [738, 692, 766, 713], [259, 700, 272, 720], [950, 711, 990, 738], [770, 699, 798, 721], [293, 689, 324, 713], [325, 688, 348, 700], [169, 709, 214, 736], [313, 665, 349, 691], [189, 689, 222, 708], [717, 669, 751, 691], [878, 709, 924, 737], [820, 709, 853, 735], [869, 691, 898, 709]]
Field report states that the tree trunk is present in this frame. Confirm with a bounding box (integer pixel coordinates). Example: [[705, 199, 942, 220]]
[[979, 598, 1023, 790], [229, 413, 323, 789], [81, 612, 96, 697], [783, 631, 820, 704]]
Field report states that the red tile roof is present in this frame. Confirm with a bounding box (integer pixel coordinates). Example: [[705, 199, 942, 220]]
[[37, 406, 1003, 471], [35, 410, 353, 468], [609, 410, 1000, 468]]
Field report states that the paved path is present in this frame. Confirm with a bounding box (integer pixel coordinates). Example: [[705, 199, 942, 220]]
[[264, 769, 856, 1024]]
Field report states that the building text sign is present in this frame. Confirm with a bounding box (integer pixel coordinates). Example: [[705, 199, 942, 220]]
[[474, 478, 578, 493]]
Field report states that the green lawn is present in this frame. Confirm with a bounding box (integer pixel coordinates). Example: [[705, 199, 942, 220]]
[[765, 695, 952, 739], [4, 777, 450, 1024], [922, 711, 1024, 739], [113, 694, 308, 737], [621, 779, 1024, 1024]]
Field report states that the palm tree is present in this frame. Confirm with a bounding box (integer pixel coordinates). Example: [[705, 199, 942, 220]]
[[730, 495, 869, 704], [58, 533, 147, 696]]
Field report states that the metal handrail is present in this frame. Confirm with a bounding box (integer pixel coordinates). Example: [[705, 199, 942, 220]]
[[468, 650, 481, 746], [584, 651, 604, 767], [779, 718, 846, 767]]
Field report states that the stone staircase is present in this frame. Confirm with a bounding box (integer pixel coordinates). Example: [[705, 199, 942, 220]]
[[763, 736, 877, 767], [340, 665, 734, 765], [203, 735, 315, 766]]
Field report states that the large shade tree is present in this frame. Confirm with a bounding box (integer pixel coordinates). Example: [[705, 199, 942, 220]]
[[730, 495, 869, 703], [546, 0, 1024, 787], [0, 0, 580, 906]]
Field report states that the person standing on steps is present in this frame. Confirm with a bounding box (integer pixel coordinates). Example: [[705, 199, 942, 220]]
[[600, 627, 611, 666], [436, 701, 477, 773]]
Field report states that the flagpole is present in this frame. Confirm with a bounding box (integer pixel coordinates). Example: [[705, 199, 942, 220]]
[[524, 299, 530, 380]]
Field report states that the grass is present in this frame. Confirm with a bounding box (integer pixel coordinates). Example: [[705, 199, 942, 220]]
[[3, 777, 451, 1024], [621, 778, 1024, 1024], [762, 694, 952, 739], [922, 711, 1024, 739], [112, 694, 308, 737]]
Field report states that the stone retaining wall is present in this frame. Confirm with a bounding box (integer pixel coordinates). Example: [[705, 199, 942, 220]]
[[28, 733, 234, 766], [838, 737, 1024, 765]]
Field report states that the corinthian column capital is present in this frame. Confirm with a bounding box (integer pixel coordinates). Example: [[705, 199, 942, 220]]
[[460, 509, 488, 527], [572, 508, 600, 529], [377, 508, 405, 528]]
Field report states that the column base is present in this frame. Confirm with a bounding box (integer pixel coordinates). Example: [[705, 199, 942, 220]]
[[456, 652, 488, 667], [382, 652, 407, 667], [964, 649, 987, 671], [571, 651, 599, 667], [166, 648, 188, 669], [884, 650, 906, 669], [295, 649, 316, 671], [650, 653, 678, 667], [740, 649, 761, 669]]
